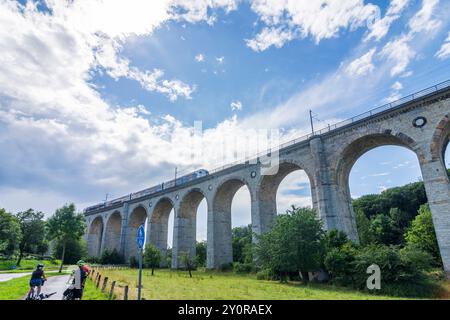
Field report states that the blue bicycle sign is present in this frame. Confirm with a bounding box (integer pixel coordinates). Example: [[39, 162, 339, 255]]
[[136, 225, 145, 249]]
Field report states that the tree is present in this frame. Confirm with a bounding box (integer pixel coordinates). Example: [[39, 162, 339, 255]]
[[15, 209, 46, 266], [255, 207, 325, 283], [196, 241, 207, 267], [368, 213, 399, 246], [143, 244, 162, 275], [180, 251, 195, 278], [46, 204, 86, 272], [232, 225, 253, 263], [0, 209, 22, 257], [404, 204, 441, 266], [100, 248, 125, 265], [54, 238, 88, 264]]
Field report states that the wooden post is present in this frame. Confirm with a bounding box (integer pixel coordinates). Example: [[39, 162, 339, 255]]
[[109, 281, 116, 300], [96, 274, 102, 289], [124, 285, 129, 300], [101, 277, 109, 293]]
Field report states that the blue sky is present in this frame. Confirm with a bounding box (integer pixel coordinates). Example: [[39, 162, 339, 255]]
[[0, 0, 449, 244]]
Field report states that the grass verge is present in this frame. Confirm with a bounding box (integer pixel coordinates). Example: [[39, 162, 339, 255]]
[[90, 268, 413, 300]]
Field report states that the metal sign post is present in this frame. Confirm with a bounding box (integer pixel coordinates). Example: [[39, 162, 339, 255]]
[[136, 224, 145, 301]]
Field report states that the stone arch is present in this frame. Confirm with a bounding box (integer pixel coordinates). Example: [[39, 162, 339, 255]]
[[179, 188, 208, 218], [336, 131, 421, 199], [257, 159, 316, 231], [334, 131, 422, 242], [87, 215, 104, 257], [430, 114, 450, 179], [149, 197, 175, 267], [126, 205, 148, 260], [103, 211, 122, 253]]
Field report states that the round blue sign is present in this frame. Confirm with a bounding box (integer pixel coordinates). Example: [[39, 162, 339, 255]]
[[136, 224, 145, 249]]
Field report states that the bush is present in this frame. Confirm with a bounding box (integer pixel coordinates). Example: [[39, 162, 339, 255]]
[[218, 262, 233, 272], [54, 238, 87, 264], [233, 262, 254, 274], [324, 243, 438, 297], [85, 256, 100, 264], [143, 244, 162, 275], [100, 249, 125, 265], [129, 256, 139, 268], [256, 269, 278, 281], [324, 244, 357, 286]]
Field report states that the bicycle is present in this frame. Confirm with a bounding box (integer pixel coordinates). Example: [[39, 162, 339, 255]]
[[25, 279, 56, 300]]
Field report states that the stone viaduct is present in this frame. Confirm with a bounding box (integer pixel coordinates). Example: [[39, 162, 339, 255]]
[[84, 81, 450, 276]]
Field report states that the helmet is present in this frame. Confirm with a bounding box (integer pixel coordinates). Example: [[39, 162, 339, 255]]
[[37, 264, 44, 269], [77, 260, 85, 266]]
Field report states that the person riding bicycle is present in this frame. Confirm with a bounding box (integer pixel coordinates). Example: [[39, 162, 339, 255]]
[[27, 264, 47, 299], [71, 260, 87, 300]]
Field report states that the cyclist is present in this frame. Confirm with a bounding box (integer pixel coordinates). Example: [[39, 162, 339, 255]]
[[72, 260, 87, 300], [27, 264, 47, 299]]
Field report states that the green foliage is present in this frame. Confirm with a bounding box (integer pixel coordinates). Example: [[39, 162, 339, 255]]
[[324, 229, 349, 250], [0, 208, 22, 257], [367, 213, 400, 245], [46, 204, 86, 243], [15, 209, 46, 265], [143, 244, 162, 274], [218, 262, 233, 272], [100, 248, 125, 265], [129, 256, 139, 268], [166, 247, 172, 268], [353, 181, 427, 220], [232, 225, 253, 264], [353, 181, 427, 246], [324, 242, 436, 297], [54, 238, 88, 264], [180, 251, 195, 277], [404, 204, 442, 266], [196, 241, 207, 267], [324, 243, 358, 286], [46, 203, 86, 271], [233, 262, 254, 274], [255, 207, 325, 282]]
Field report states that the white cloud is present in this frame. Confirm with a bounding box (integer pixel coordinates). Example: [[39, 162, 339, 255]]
[[246, 27, 294, 52], [365, 0, 410, 42], [216, 56, 225, 64], [408, 0, 441, 34], [246, 0, 379, 51], [230, 100, 243, 111], [346, 48, 377, 76], [0, 0, 245, 209], [435, 32, 450, 59], [391, 81, 403, 91], [195, 53, 205, 62], [380, 34, 415, 76]]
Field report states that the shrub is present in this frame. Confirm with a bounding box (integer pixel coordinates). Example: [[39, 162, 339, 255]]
[[256, 269, 278, 281], [324, 244, 357, 286], [129, 256, 139, 268], [54, 238, 87, 264], [218, 262, 233, 272], [85, 256, 100, 264], [100, 249, 125, 265], [143, 244, 162, 275], [233, 262, 254, 274]]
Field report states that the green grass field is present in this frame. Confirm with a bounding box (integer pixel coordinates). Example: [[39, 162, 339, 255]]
[[90, 268, 407, 300], [0, 259, 61, 271]]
